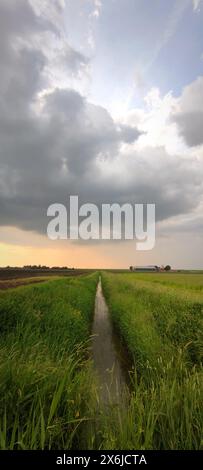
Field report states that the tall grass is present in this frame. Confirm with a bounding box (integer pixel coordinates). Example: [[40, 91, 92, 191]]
[[0, 274, 99, 449], [100, 272, 203, 449], [1, 271, 202, 450], [129, 272, 203, 292], [102, 273, 203, 367]]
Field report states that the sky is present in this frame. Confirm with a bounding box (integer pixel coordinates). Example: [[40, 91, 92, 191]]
[[0, 0, 203, 269]]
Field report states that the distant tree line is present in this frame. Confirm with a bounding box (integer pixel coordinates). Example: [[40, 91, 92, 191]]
[[0, 265, 75, 270], [164, 265, 171, 271]]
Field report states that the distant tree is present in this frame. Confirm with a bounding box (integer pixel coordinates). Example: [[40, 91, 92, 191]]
[[164, 265, 171, 271]]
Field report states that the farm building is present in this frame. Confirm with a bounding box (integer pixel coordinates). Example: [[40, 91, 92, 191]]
[[129, 265, 160, 272]]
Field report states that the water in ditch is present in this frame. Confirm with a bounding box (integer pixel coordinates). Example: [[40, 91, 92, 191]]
[[92, 278, 130, 405]]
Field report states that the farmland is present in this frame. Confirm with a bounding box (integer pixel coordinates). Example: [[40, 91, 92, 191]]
[[0, 273, 99, 449], [101, 272, 203, 449], [0, 271, 202, 450]]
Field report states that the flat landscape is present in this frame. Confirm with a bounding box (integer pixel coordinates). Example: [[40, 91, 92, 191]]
[[0, 272, 202, 449]]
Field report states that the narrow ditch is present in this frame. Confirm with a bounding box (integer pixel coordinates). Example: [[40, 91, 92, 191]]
[[92, 277, 130, 404]]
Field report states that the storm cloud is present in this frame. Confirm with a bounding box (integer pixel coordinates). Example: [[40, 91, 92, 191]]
[[0, 0, 203, 241]]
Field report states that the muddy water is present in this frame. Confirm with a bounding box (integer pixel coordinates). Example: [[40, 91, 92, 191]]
[[92, 278, 128, 404]]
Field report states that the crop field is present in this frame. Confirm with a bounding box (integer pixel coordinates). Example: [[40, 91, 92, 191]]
[[0, 271, 202, 450], [125, 272, 203, 292], [101, 272, 203, 450], [0, 276, 60, 290], [0, 273, 99, 449]]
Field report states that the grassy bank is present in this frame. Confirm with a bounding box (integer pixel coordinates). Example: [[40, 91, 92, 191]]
[[0, 273, 99, 449], [1, 271, 202, 450], [101, 272, 203, 450]]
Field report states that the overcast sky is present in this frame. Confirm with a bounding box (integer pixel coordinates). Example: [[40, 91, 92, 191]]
[[0, 0, 203, 269]]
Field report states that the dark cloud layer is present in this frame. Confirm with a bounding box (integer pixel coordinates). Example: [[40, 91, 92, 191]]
[[0, 0, 203, 239]]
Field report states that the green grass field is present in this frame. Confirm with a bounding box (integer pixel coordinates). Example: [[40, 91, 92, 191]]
[[101, 272, 203, 449], [126, 272, 203, 292], [0, 271, 202, 450], [0, 273, 99, 449]]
